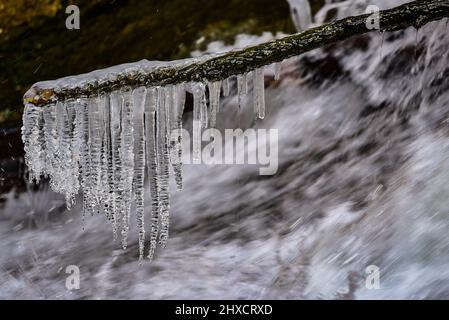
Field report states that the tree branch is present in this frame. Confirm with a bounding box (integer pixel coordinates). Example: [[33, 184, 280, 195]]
[[24, 0, 449, 106]]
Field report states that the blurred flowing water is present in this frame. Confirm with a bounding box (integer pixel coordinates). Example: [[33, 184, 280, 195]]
[[2, 0, 449, 299]]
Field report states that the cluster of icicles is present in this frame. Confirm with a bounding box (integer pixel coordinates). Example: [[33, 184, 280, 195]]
[[22, 63, 281, 261]]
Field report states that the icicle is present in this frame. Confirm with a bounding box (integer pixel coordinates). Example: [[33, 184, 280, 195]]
[[253, 68, 266, 119], [274, 62, 282, 81], [208, 81, 221, 128], [222, 77, 231, 97], [87, 97, 103, 213], [91, 96, 108, 216], [132, 87, 146, 261], [54, 101, 65, 193], [192, 83, 206, 163], [69, 100, 82, 206], [62, 100, 79, 209], [42, 104, 58, 181], [54, 102, 63, 187], [237, 74, 248, 109], [98, 95, 113, 221], [110, 91, 123, 240], [73, 98, 92, 220], [171, 84, 186, 190], [156, 87, 171, 248], [49, 101, 77, 207], [22, 103, 44, 183], [164, 86, 174, 139], [119, 89, 135, 250], [200, 91, 209, 129], [242, 73, 249, 94], [144, 88, 160, 261]]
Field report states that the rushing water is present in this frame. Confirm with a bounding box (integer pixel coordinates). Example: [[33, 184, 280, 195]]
[[2, 0, 449, 299]]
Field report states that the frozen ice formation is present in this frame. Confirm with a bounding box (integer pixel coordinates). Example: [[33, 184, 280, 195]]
[[22, 58, 280, 260]]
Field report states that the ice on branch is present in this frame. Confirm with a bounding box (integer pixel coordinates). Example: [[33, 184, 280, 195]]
[[22, 56, 273, 260]]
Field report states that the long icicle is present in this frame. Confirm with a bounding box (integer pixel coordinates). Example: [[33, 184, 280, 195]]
[[171, 84, 186, 190], [42, 103, 58, 183], [157, 87, 171, 248], [53, 102, 65, 194], [192, 83, 205, 164], [63, 100, 79, 209], [110, 91, 123, 240], [253, 68, 266, 119], [100, 94, 113, 222], [96, 95, 109, 218], [237, 74, 248, 111], [22, 103, 44, 183], [120, 89, 135, 250], [132, 87, 147, 261], [200, 88, 208, 129], [87, 97, 102, 214], [74, 98, 91, 222], [145, 88, 160, 261]]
